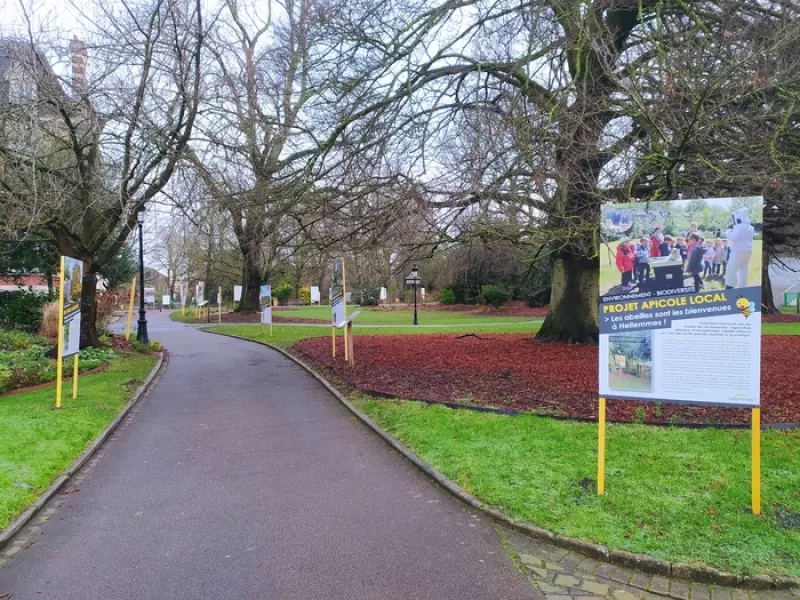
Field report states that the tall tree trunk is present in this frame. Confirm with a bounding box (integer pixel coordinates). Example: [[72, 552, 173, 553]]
[[80, 263, 100, 347], [239, 243, 262, 312], [761, 254, 780, 315], [536, 253, 599, 344]]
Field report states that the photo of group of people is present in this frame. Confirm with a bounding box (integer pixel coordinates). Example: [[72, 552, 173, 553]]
[[600, 197, 763, 298]]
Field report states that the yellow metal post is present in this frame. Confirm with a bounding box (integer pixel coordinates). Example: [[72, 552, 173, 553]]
[[348, 321, 354, 367], [332, 327, 336, 357], [342, 261, 348, 362], [125, 276, 136, 340], [752, 408, 761, 515], [55, 256, 65, 409], [72, 354, 79, 399], [598, 397, 606, 495], [270, 322, 273, 337]]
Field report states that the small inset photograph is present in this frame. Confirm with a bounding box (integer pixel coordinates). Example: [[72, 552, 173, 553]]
[[608, 331, 653, 393]]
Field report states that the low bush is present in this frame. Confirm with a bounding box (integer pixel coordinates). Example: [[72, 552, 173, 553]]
[[481, 284, 511, 309], [358, 286, 381, 306], [273, 282, 293, 304], [0, 289, 53, 331], [0, 329, 118, 394], [440, 286, 456, 305]]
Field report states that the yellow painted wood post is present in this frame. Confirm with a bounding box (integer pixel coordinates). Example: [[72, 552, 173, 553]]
[[55, 256, 65, 409], [348, 321, 354, 367], [752, 407, 761, 515], [125, 276, 136, 340], [342, 261, 348, 362], [598, 397, 607, 495], [72, 354, 79, 399], [332, 327, 336, 357], [270, 322, 273, 336]]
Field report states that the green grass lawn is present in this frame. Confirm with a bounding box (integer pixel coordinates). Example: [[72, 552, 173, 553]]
[[213, 320, 543, 348], [0, 351, 158, 531], [354, 397, 800, 578]]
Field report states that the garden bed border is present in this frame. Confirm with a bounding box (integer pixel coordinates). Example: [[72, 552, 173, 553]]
[[205, 328, 800, 591], [0, 351, 166, 551]]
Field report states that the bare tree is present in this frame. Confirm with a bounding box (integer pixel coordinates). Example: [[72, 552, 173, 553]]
[[0, 0, 204, 345], [323, 0, 800, 342]]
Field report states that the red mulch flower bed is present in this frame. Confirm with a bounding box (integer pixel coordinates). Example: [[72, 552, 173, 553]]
[[294, 334, 800, 426], [375, 301, 548, 317]]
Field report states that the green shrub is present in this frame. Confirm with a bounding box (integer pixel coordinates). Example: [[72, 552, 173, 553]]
[[358, 286, 381, 306], [440, 286, 456, 305], [0, 289, 53, 331], [131, 340, 150, 353], [149, 340, 163, 352], [481, 284, 510, 309], [299, 286, 311, 305], [273, 283, 293, 304]]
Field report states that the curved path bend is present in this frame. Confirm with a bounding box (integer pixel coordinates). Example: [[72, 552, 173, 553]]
[[0, 311, 538, 600]]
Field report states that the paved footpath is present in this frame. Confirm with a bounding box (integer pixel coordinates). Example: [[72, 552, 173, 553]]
[[2, 313, 798, 600], [0, 311, 538, 600]]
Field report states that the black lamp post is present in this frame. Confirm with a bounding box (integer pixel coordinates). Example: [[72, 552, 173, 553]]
[[136, 209, 149, 344], [405, 264, 420, 326]]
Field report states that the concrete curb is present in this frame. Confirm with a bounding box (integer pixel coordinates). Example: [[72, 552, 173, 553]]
[[204, 329, 800, 591], [0, 352, 167, 551]]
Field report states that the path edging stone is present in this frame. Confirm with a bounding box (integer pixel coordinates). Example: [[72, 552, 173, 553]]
[[203, 329, 799, 592], [0, 352, 166, 551]]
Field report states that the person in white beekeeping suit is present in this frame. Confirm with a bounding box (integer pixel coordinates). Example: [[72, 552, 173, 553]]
[[724, 207, 755, 289]]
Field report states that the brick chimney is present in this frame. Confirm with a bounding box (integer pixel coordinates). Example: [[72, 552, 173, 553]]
[[69, 36, 88, 93]]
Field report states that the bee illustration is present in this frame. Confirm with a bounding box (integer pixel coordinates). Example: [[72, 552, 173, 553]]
[[736, 296, 755, 318]]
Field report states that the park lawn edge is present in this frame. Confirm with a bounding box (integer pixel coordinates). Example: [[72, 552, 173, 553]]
[[353, 397, 800, 581], [203, 328, 800, 586], [0, 350, 162, 537]]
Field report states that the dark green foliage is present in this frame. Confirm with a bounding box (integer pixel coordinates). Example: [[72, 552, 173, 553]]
[[0, 289, 53, 331], [0, 240, 58, 284], [357, 286, 381, 306], [440, 286, 456, 305], [273, 282, 293, 304], [97, 246, 138, 290], [480, 284, 511, 309]]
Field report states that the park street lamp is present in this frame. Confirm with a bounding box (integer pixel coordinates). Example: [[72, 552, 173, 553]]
[[136, 209, 149, 344], [404, 264, 421, 326]]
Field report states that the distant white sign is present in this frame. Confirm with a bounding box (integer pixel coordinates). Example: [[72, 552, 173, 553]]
[[380, 287, 388, 301], [162, 295, 171, 307], [421, 287, 426, 299], [234, 285, 242, 302], [196, 281, 205, 305], [144, 287, 156, 304], [310, 286, 321, 304]]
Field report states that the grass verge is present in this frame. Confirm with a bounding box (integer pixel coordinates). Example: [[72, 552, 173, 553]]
[[0, 351, 158, 531], [214, 320, 542, 348], [353, 396, 800, 578]]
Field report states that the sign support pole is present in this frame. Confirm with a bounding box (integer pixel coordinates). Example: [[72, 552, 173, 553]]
[[342, 261, 349, 362], [72, 354, 79, 399], [125, 276, 136, 340], [55, 256, 66, 409], [332, 327, 336, 357], [752, 407, 761, 515], [597, 397, 606, 495]]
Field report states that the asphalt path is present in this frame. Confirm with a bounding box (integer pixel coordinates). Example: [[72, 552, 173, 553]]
[[0, 311, 538, 599]]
